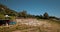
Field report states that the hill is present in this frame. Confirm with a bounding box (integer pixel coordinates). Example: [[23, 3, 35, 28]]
[[0, 4, 18, 19]]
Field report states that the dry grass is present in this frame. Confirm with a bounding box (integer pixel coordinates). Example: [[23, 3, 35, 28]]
[[0, 19, 60, 32]]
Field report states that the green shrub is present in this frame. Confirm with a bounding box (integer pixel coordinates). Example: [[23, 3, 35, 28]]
[[0, 14, 5, 19], [9, 16, 16, 20]]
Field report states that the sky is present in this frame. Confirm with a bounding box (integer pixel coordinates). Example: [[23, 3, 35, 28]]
[[0, 0, 60, 18]]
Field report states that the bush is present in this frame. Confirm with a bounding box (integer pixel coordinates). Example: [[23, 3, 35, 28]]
[[0, 14, 5, 19], [9, 16, 16, 20]]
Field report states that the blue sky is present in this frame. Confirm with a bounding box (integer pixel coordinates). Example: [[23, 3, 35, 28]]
[[0, 0, 60, 18]]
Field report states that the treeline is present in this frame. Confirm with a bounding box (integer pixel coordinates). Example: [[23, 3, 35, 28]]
[[18, 10, 60, 20]]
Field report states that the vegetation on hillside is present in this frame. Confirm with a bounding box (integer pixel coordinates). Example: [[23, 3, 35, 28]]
[[0, 4, 18, 20]]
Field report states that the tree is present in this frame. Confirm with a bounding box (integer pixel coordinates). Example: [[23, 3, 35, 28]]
[[43, 12, 49, 19], [40, 15, 43, 19], [18, 10, 27, 18]]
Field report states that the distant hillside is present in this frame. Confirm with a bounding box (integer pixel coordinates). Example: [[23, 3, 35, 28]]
[[0, 4, 18, 16], [0, 4, 18, 19]]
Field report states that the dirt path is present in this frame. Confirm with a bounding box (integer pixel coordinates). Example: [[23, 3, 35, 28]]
[[16, 19, 52, 26]]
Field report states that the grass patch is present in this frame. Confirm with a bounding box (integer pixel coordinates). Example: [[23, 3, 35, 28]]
[[0, 24, 42, 32]]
